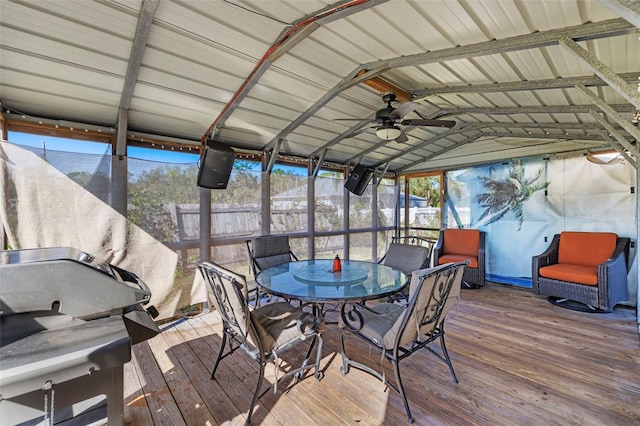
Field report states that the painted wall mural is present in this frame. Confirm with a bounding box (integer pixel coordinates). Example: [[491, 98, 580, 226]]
[[475, 160, 550, 231]]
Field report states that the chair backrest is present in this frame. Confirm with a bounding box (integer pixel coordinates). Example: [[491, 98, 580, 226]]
[[558, 231, 618, 267], [441, 229, 480, 257], [196, 261, 260, 347], [393, 235, 434, 247], [385, 262, 467, 348], [382, 243, 432, 276], [247, 235, 297, 276]]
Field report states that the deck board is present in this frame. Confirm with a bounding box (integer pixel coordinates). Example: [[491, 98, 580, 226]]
[[124, 283, 640, 425]]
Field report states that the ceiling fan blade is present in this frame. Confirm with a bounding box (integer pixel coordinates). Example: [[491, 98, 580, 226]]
[[389, 101, 416, 119], [333, 118, 374, 122], [401, 118, 456, 128], [394, 130, 409, 143]]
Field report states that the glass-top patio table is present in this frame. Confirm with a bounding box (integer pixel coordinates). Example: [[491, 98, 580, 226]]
[[255, 259, 408, 304]]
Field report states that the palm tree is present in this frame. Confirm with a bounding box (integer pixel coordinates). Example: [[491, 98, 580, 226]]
[[475, 160, 550, 230]]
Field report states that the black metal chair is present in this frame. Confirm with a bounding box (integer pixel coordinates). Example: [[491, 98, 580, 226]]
[[379, 236, 434, 301], [245, 235, 299, 305], [339, 261, 468, 424], [379, 236, 434, 274], [196, 261, 323, 425]]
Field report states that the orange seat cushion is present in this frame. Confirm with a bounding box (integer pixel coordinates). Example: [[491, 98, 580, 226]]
[[442, 229, 480, 258], [438, 254, 479, 269], [558, 232, 617, 267], [539, 264, 598, 285]]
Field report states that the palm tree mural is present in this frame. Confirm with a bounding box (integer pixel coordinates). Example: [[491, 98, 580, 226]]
[[475, 160, 550, 231]]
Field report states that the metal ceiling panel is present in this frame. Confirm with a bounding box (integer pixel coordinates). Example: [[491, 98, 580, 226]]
[[1, 0, 638, 173], [154, 1, 281, 60], [1, 50, 123, 93]]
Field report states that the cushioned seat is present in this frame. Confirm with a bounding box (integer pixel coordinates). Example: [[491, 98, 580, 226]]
[[434, 229, 485, 288], [539, 263, 598, 285], [532, 231, 630, 311], [437, 253, 478, 268]]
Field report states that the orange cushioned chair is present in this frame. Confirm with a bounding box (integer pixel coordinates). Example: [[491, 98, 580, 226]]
[[532, 231, 630, 312], [433, 229, 485, 289]]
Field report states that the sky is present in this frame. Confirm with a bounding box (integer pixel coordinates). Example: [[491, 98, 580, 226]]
[[6, 131, 305, 175], [7, 131, 199, 164]]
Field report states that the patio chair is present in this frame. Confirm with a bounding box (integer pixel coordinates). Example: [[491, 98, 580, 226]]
[[196, 261, 324, 425], [339, 261, 467, 424], [433, 228, 485, 289], [532, 231, 630, 312], [246, 235, 299, 304], [379, 236, 434, 300], [379, 236, 434, 274]]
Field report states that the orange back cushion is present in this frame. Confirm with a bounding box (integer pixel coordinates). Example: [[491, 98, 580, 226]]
[[558, 232, 617, 267], [442, 229, 480, 257]]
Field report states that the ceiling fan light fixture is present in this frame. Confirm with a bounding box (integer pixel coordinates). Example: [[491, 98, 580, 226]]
[[376, 124, 402, 140]]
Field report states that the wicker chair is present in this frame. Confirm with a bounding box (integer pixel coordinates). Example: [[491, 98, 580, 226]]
[[196, 261, 323, 425], [532, 232, 630, 312], [339, 262, 467, 424], [433, 229, 486, 289]]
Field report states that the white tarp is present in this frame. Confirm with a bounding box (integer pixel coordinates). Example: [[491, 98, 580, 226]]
[[0, 141, 206, 320], [448, 155, 637, 305]]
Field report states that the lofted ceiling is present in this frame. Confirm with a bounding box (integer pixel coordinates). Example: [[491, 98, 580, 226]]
[[1, 0, 639, 174]]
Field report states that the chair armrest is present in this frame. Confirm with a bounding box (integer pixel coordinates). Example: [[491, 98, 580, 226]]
[[599, 249, 628, 278], [531, 234, 560, 292], [340, 302, 407, 333], [478, 231, 486, 279], [597, 239, 630, 310], [433, 232, 445, 263], [533, 234, 560, 267], [606, 237, 631, 267], [598, 237, 630, 288]]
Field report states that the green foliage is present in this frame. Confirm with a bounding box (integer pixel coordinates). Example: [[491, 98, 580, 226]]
[[318, 170, 342, 179], [128, 165, 200, 241], [271, 166, 306, 196], [131, 165, 200, 204], [409, 176, 440, 207], [211, 167, 260, 203], [66, 171, 93, 187]]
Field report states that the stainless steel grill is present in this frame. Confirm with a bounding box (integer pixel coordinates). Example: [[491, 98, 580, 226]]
[[0, 247, 160, 426]]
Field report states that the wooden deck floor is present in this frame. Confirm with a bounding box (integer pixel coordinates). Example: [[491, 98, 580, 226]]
[[124, 283, 640, 425]]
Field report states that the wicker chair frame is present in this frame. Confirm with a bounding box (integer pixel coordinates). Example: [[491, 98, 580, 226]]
[[433, 230, 486, 288], [531, 234, 630, 312]]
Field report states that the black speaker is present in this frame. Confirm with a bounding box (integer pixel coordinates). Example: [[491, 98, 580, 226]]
[[344, 164, 374, 195], [197, 141, 235, 189]]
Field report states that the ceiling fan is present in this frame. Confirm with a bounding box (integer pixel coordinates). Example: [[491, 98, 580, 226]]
[[335, 93, 456, 142]]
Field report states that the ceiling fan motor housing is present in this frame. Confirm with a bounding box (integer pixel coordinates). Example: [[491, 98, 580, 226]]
[[375, 106, 395, 122]]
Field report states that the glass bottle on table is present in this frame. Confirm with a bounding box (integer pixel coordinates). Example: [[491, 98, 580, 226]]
[[333, 254, 342, 272]]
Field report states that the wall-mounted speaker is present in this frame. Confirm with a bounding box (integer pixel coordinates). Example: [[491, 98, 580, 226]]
[[344, 164, 374, 196], [197, 141, 235, 189]]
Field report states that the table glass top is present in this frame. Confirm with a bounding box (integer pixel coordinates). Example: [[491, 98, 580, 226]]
[[255, 259, 408, 303]]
